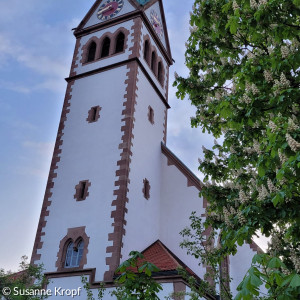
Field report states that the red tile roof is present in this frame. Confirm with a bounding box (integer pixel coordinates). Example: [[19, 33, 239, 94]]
[[142, 240, 180, 271]]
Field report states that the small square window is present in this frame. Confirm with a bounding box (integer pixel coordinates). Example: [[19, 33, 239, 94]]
[[74, 180, 91, 201], [148, 106, 154, 125], [87, 106, 101, 123]]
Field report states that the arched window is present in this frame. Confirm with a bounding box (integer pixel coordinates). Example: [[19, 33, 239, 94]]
[[157, 61, 163, 84], [87, 41, 97, 62], [115, 32, 125, 53], [144, 40, 149, 62], [151, 51, 156, 73], [101, 37, 111, 58], [65, 240, 84, 268]]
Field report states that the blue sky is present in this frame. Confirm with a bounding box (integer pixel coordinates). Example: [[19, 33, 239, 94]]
[[0, 0, 218, 271]]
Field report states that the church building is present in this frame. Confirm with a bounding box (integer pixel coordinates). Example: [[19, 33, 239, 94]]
[[31, 0, 260, 298]]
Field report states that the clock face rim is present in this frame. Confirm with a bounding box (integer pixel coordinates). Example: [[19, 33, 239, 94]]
[[97, 0, 124, 21], [150, 10, 163, 39]]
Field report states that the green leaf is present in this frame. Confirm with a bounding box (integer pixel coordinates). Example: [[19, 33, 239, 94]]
[[268, 257, 282, 268], [258, 165, 265, 177], [293, 0, 300, 6], [290, 274, 300, 288]]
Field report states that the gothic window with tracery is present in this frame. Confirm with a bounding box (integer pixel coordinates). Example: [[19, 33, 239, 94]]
[[64, 240, 84, 268]]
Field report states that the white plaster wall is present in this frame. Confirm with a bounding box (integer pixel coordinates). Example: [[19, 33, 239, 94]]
[[37, 67, 129, 281], [229, 244, 256, 296], [160, 154, 207, 279], [75, 20, 134, 75], [144, 1, 168, 49], [121, 67, 167, 260], [139, 23, 168, 97], [84, 0, 136, 29]]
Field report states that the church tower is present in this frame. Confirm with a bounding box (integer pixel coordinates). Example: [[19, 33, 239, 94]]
[[32, 0, 174, 284]]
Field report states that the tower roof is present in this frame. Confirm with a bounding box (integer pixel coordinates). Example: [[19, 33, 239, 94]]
[[135, 0, 151, 4]]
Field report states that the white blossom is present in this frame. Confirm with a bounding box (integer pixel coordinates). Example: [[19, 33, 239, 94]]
[[253, 139, 262, 154], [232, 0, 239, 10], [278, 149, 288, 165], [242, 93, 252, 104], [251, 84, 259, 95], [202, 145, 209, 153], [281, 45, 290, 58], [259, 0, 268, 6], [288, 118, 299, 132], [237, 210, 247, 225], [267, 46, 274, 55], [189, 26, 198, 34], [268, 120, 277, 133], [247, 51, 255, 59], [230, 146, 237, 154], [264, 70, 273, 82], [239, 190, 250, 204], [286, 133, 300, 152], [290, 249, 300, 273], [258, 185, 269, 200], [280, 73, 290, 87], [223, 207, 232, 227], [269, 233, 281, 252], [267, 178, 278, 193], [250, 0, 258, 9]]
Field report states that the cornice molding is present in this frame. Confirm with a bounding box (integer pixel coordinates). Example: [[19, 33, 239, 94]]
[[65, 57, 171, 109]]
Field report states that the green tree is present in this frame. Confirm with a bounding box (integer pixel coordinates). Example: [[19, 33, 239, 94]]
[[174, 0, 300, 298], [82, 251, 162, 300], [0, 256, 47, 300]]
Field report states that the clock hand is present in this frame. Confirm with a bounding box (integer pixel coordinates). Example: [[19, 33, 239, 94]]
[[98, 5, 113, 15], [153, 16, 160, 24]]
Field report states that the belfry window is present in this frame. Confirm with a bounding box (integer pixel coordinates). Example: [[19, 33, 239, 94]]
[[87, 41, 97, 62], [115, 32, 125, 53], [157, 61, 163, 84], [65, 240, 84, 268], [151, 51, 156, 74], [101, 37, 111, 58], [144, 40, 149, 62]]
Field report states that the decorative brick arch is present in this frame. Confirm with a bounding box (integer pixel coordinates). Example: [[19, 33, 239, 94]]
[[80, 27, 130, 65], [80, 36, 100, 65], [55, 226, 90, 272]]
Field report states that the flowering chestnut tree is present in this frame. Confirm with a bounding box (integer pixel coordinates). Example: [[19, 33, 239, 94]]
[[174, 0, 300, 298]]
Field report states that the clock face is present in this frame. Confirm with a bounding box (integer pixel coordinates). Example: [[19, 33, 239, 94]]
[[97, 0, 124, 21], [150, 10, 163, 39]]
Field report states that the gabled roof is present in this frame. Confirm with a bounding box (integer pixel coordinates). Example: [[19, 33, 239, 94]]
[[142, 240, 181, 271], [141, 240, 197, 277], [161, 143, 203, 191]]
